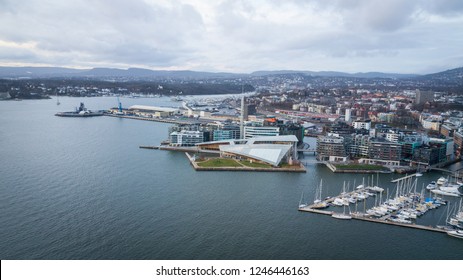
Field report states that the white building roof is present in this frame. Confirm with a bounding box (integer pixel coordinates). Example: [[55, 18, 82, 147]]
[[220, 144, 292, 166], [129, 105, 179, 113]]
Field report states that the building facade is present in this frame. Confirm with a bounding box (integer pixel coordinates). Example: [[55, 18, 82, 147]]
[[244, 126, 280, 138], [170, 131, 205, 146], [316, 134, 347, 161]]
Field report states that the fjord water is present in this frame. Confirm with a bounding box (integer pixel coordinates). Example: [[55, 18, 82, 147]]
[[0, 97, 462, 259]]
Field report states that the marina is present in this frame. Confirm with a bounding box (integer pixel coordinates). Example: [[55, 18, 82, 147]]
[[299, 173, 462, 236]]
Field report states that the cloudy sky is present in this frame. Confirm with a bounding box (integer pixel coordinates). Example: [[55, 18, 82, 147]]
[[1, 0, 463, 74]]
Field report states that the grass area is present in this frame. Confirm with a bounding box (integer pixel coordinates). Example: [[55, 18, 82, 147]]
[[240, 160, 271, 168], [334, 164, 388, 171], [279, 163, 301, 169], [196, 158, 242, 168]]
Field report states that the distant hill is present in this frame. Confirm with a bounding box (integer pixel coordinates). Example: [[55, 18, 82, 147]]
[[0, 65, 461, 81], [420, 67, 463, 80], [251, 70, 418, 79], [0, 66, 244, 80]]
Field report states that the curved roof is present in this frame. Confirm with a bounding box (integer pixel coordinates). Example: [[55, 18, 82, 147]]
[[220, 144, 292, 166]]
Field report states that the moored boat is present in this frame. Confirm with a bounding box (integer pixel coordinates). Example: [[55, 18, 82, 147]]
[[332, 213, 352, 220], [312, 179, 328, 209], [426, 181, 437, 190], [431, 189, 462, 197], [447, 230, 463, 239]]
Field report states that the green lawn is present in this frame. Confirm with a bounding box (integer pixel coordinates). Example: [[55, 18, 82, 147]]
[[196, 158, 242, 168], [240, 160, 271, 168], [334, 164, 388, 171], [279, 163, 300, 168]]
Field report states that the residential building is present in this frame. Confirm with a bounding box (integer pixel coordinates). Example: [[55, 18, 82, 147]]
[[316, 134, 347, 161], [350, 134, 370, 158], [440, 123, 457, 138], [415, 90, 434, 105], [353, 119, 372, 130], [368, 138, 403, 162], [170, 131, 205, 146], [454, 129, 463, 157], [244, 126, 280, 138]]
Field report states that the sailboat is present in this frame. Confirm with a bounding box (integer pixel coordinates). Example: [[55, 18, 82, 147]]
[[369, 173, 384, 193], [455, 199, 463, 223], [298, 190, 307, 209], [332, 182, 352, 220], [332, 204, 352, 220], [312, 179, 328, 209]]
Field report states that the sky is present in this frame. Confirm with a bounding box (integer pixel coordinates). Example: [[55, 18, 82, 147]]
[[1, 0, 463, 74]]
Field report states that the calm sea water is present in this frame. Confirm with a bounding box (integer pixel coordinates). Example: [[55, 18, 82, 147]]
[[0, 97, 462, 259]]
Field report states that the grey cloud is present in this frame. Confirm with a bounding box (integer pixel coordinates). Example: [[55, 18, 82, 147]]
[[425, 0, 463, 16], [0, 0, 205, 66], [0, 0, 462, 73]]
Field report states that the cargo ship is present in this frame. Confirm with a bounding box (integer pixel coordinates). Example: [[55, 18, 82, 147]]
[[55, 102, 105, 117]]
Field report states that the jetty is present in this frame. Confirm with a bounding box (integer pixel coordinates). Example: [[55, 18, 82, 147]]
[[104, 113, 194, 125], [299, 206, 446, 233], [298, 177, 450, 234]]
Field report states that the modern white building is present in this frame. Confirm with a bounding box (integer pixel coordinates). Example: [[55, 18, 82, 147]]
[[244, 126, 280, 138], [353, 119, 371, 130], [196, 135, 299, 166], [345, 108, 352, 122], [170, 131, 205, 146]]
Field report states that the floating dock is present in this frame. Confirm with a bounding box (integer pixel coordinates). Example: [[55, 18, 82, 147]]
[[298, 188, 448, 234], [298, 206, 446, 233]]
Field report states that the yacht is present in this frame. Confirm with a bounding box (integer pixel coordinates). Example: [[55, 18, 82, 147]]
[[426, 181, 437, 190], [431, 189, 462, 197], [332, 198, 344, 207], [368, 186, 384, 193], [332, 213, 352, 220], [447, 230, 463, 239], [436, 177, 448, 187]]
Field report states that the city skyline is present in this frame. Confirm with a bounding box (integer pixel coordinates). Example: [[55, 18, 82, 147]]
[[1, 0, 463, 74]]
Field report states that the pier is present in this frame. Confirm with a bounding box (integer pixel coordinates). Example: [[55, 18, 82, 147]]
[[390, 172, 420, 183], [104, 113, 196, 125], [298, 186, 449, 234], [299, 205, 447, 234]]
